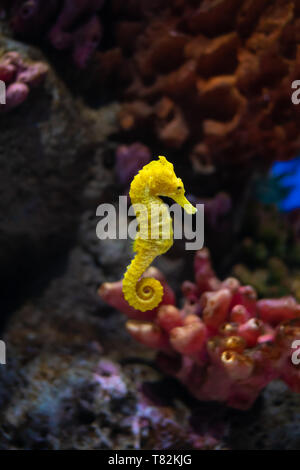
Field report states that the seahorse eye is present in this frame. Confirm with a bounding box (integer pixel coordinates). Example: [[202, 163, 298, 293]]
[[177, 186, 183, 191]]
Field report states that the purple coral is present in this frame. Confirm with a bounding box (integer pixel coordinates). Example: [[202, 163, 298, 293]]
[[72, 15, 102, 68], [6, 0, 105, 68], [115, 142, 151, 187], [10, 1, 59, 36], [188, 192, 232, 228], [0, 51, 48, 111]]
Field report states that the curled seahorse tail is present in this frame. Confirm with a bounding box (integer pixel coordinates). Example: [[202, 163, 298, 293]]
[[124, 276, 163, 312], [123, 250, 163, 312]]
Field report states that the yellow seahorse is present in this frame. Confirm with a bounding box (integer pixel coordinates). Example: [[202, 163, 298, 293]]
[[122, 156, 197, 312]]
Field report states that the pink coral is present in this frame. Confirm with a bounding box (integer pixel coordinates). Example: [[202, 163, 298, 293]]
[[0, 51, 48, 111], [6, 0, 105, 68], [99, 248, 300, 410]]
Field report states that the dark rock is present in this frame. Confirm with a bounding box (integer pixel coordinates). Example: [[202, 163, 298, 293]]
[[0, 34, 118, 320]]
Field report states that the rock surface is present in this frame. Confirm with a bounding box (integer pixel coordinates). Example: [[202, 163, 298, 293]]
[[0, 34, 118, 312]]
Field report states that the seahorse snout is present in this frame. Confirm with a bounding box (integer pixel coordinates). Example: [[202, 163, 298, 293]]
[[173, 194, 197, 214]]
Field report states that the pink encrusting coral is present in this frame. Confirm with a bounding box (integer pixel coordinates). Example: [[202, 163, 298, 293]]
[[99, 249, 300, 410], [5, 0, 105, 68], [0, 51, 48, 111]]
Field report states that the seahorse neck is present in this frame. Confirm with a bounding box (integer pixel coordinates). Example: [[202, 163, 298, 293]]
[[130, 172, 163, 208], [133, 193, 162, 208]]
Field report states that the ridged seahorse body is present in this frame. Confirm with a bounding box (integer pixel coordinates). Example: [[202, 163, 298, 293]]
[[122, 156, 197, 312]]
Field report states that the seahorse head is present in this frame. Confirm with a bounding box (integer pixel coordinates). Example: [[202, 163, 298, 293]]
[[148, 156, 197, 215]]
